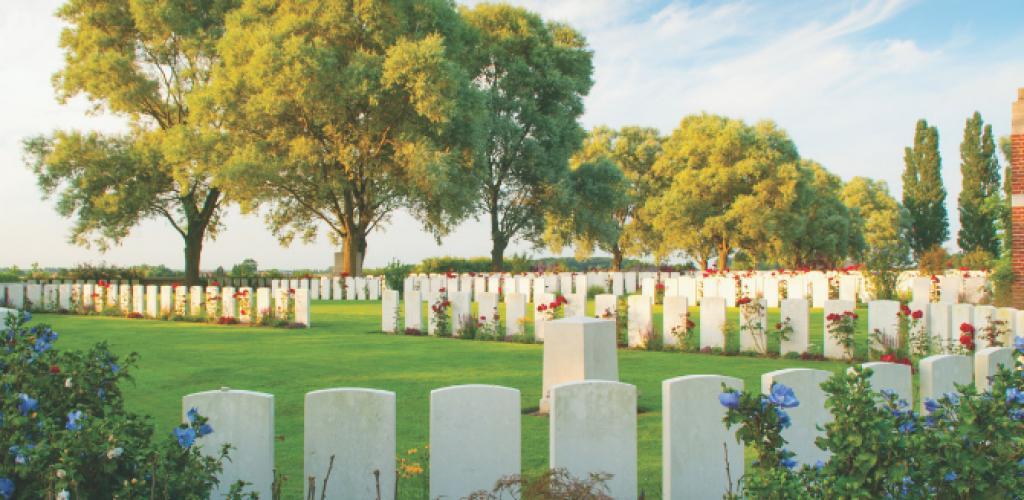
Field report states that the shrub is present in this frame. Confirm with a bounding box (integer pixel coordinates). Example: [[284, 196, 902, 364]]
[[0, 311, 251, 498], [381, 259, 413, 295], [952, 248, 994, 270], [720, 338, 1024, 498], [916, 245, 948, 276]]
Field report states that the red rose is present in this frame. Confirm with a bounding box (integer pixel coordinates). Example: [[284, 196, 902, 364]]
[[898, 357, 911, 366], [911, 310, 923, 320], [959, 334, 973, 346], [212, 281, 220, 286], [538, 304, 547, 312], [959, 323, 974, 334], [775, 323, 783, 330], [900, 304, 911, 316], [439, 287, 446, 293], [881, 354, 895, 363], [49, 365, 60, 374]]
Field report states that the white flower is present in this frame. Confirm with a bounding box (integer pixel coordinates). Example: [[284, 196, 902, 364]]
[[64, 377, 72, 388]]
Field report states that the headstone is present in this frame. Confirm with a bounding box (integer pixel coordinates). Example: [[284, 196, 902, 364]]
[[973, 305, 997, 349], [146, 285, 159, 318], [719, 277, 737, 307], [975, 346, 1014, 390], [332, 277, 342, 301], [780, 298, 810, 355], [354, 277, 367, 300], [928, 303, 953, 352], [677, 276, 697, 305], [131, 285, 144, 315], [939, 275, 962, 304], [294, 289, 310, 327], [627, 294, 653, 348], [574, 275, 588, 298], [189, 286, 203, 317], [762, 369, 832, 466], [160, 285, 173, 316], [430, 385, 520, 499], [838, 274, 858, 303], [662, 375, 743, 499], [221, 287, 236, 319], [763, 277, 780, 307], [911, 277, 932, 304], [963, 277, 986, 303], [787, 275, 807, 300], [183, 389, 275, 498], [995, 307, 1017, 347], [449, 290, 471, 335], [532, 278, 547, 304], [640, 277, 656, 301], [565, 292, 586, 318], [304, 388, 395, 499], [59, 284, 72, 311], [539, 317, 618, 413], [859, 362, 913, 404], [477, 292, 499, 326], [823, 300, 856, 360], [25, 284, 42, 311], [345, 277, 356, 300], [381, 290, 399, 333], [868, 300, 901, 353], [255, 288, 271, 323], [699, 297, 727, 350], [404, 291, 422, 332], [611, 272, 624, 296], [550, 381, 637, 499], [624, 272, 637, 294], [533, 292, 554, 342], [809, 273, 828, 308], [919, 354, 973, 412], [662, 296, 689, 348], [560, 274, 574, 295], [309, 279, 320, 302], [82, 283, 93, 310], [504, 293, 526, 336], [594, 294, 617, 319], [739, 299, 768, 353], [517, 276, 532, 303], [664, 278, 679, 298]]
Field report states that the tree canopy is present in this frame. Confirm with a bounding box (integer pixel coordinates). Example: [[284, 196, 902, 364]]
[[902, 119, 948, 257], [957, 111, 1001, 256], [25, 0, 239, 284]]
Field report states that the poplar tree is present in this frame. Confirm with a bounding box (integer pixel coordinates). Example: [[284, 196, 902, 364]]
[[902, 119, 948, 257], [957, 112, 1001, 256]]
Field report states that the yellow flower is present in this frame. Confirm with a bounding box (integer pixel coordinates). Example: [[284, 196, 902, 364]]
[[407, 448, 417, 455]]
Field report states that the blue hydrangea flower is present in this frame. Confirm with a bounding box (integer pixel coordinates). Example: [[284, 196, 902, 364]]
[[898, 420, 915, 434], [814, 460, 825, 470], [186, 407, 199, 424], [769, 383, 799, 408], [1009, 408, 1024, 421], [780, 454, 797, 470], [109, 362, 119, 374], [943, 392, 960, 405], [1014, 336, 1024, 353], [1007, 388, 1024, 405], [198, 423, 213, 437], [0, 477, 13, 499], [65, 410, 83, 432], [718, 392, 740, 409], [924, 398, 939, 413], [944, 471, 957, 481], [775, 407, 792, 428], [8, 446, 28, 465], [17, 394, 37, 416], [174, 426, 196, 449]]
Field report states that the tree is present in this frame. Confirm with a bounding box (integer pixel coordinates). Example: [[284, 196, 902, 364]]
[[771, 160, 863, 268], [958, 111, 1001, 256], [839, 177, 910, 263], [206, 0, 482, 276], [24, 0, 238, 284], [461, 4, 594, 270], [902, 119, 948, 257], [543, 158, 629, 261], [229, 258, 258, 277], [554, 126, 662, 269], [999, 135, 1013, 252], [644, 114, 802, 269]]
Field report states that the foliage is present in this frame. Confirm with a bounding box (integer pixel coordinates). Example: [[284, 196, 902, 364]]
[[917, 245, 949, 276], [902, 119, 949, 257], [839, 177, 910, 263], [738, 298, 768, 355], [543, 158, 630, 263], [229, 258, 258, 277], [721, 350, 1024, 499], [208, 0, 482, 276], [645, 114, 802, 268], [0, 312, 249, 498], [461, 3, 595, 270], [863, 243, 910, 300], [825, 310, 858, 362], [468, 468, 612, 499], [958, 111, 1002, 256], [25, 0, 238, 284], [430, 291, 451, 337], [381, 260, 414, 296]]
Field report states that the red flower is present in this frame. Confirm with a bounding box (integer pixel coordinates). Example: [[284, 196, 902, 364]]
[[341, 272, 350, 278], [959, 323, 974, 334], [898, 357, 911, 366], [775, 323, 783, 330], [959, 334, 973, 346], [212, 281, 220, 286], [900, 304, 911, 316], [880, 354, 896, 363], [911, 310, 923, 320], [49, 365, 60, 374], [289, 288, 296, 295], [538, 304, 548, 312], [737, 297, 751, 306], [655, 283, 666, 291], [826, 313, 840, 322], [439, 287, 446, 293]]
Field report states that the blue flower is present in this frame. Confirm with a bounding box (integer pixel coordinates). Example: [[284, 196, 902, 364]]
[[1010, 408, 1024, 421], [186, 407, 199, 424], [814, 460, 825, 470], [174, 426, 196, 449], [21, 311, 31, 324], [0, 477, 13, 499], [65, 410, 83, 431], [944, 471, 958, 482], [198, 423, 213, 437], [943, 392, 960, 405], [17, 394, 37, 416], [898, 420, 915, 434], [718, 392, 740, 409], [775, 407, 792, 428], [769, 383, 800, 408], [8, 446, 28, 465], [780, 455, 797, 469], [1007, 388, 1024, 405], [1014, 336, 1024, 353], [924, 398, 939, 413], [109, 362, 119, 374]]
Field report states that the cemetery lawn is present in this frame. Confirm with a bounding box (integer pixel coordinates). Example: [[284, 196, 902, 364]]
[[36, 301, 882, 498]]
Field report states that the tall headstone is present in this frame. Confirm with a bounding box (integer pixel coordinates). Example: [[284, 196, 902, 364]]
[[550, 381, 637, 500], [662, 375, 743, 499], [594, 294, 617, 319], [975, 346, 1014, 390], [404, 290, 423, 332], [627, 294, 653, 348], [738, 298, 768, 353], [761, 369, 832, 466], [624, 272, 637, 294], [183, 389, 275, 498], [919, 354, 973, 412], [678, 276, 697, 305], [823, 300, 856, 360], [449, 290, 471, 336], [868, 300, 901, 353], [146, 285, 159, 318], [859, 362, 912, 404], [504, 293, 526, 336], [973, 305, 997, 349], [255, 288, 271, 323], [381, 290, 399, 333], [838, 274, 858, 303], [780, 298, 810, 355], [477, 292, 499, 325], [565, 292, 586, 318], [809, 273, 828, 308], [763, 277, 780, 307], [539, 317, 618, 414], [911, 277, 932, 304], [294, 289, 310, 327], [699, 297, 727, 350], [929, 303, 953, 352], [430, 385, 520, 499], [611, 272, 624, 296], [662, 296, 689, 348], [939, 275, 962, 304], [304, 388, 395, 499]]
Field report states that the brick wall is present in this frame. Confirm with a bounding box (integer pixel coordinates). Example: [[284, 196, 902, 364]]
[[1011, 89, 1024, 308]]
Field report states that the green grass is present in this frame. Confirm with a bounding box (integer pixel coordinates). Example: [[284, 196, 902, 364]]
[[35, 300, 880, 498]]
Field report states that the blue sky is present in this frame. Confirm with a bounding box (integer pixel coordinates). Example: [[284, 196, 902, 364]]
[[1, 0, 1023, 270]]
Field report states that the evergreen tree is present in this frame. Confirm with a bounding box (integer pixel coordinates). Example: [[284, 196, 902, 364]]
[[902, 119, 948, 257], [957, 112, 1001, 255]]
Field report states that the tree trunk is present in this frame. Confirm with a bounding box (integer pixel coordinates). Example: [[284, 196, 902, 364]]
[[611, 245, 623, 270], [340, 232, 365, 276], [489, 195, 506, 271], [490, 239, 506, 272], [717, 244, 730, 270], [183, 231, 203, 286]]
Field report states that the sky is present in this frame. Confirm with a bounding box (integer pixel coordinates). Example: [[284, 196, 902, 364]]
[[1, 0, 1022, 271]]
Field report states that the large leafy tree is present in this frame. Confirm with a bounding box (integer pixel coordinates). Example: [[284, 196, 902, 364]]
[[771, 160, 862, 268], [461, 4, 594, 270], [958, 111, 1001, 256], [839, 177, 910, 262], [902, 119, 948, 257], [204, 0, 482, 276], [551, 126, 662, 269], [644, 114, 802, 269], [24, 0, 239, 284], [542, 157, 629, 262]]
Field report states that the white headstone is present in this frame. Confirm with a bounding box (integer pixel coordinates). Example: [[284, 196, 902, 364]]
[[294, 288, 310, 327], [504, 293, 526, 336], [477, 292, 499, 326], [449, 290, 471, 336], [381, 290, 399, 333], [430, 385, 520, 499], [859, 362, 913, 404], [762, 369, 832, 466], [939, 275, 962, 304], [823, 300, 856, 360], [973, 305, 997, 349], [565, 292, 586, 318], [974, 346, 1014, 390], [868, 300, 901, 353], [304, 388, 395, 499], [763, 277, 780, 307], [255, 288, 271, 323], [550, 381, 637, 500], [404, 291, 422, 332], [809, 273, 828, 308], [919, 354, 973, 412], [838, 274, 858, 303], [539, 317, 619, 413], [183, 389, 275, 499], [929, 303, 953, 352], [699, 297, 727, 350], [662, 375, 743, 499], [624, 272, 637, 294], [738, 298, 768, 353], [627, 294, 653, 348], [611, 272, 624, 296], [146, 285, 159, 318], [780, 298, 810, 355], [662, 296, 689, 348]]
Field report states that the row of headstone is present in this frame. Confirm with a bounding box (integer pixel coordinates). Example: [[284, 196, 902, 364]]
[[0, 283, 310, 327], [269, 276, 381, 301], [181, 345, 1013, 500], [399, 270, 991, 306]]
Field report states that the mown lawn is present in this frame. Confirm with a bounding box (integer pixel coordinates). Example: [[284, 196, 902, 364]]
[[35, 300, 880, 498]]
